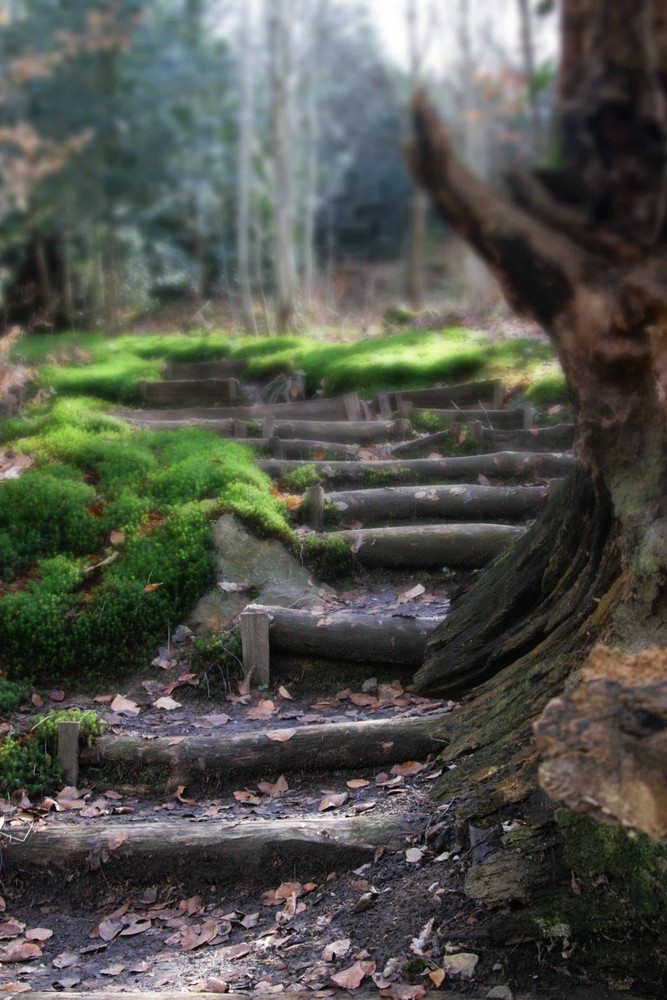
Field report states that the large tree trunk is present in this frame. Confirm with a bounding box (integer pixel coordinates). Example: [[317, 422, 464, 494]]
[[406, 0, 667, 973]]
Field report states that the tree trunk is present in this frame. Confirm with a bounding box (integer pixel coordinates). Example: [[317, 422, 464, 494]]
[[405, 0, 667, 968], [237, 0, 258, 334]]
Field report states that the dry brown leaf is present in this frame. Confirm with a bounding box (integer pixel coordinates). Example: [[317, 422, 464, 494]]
[[234, 790, 262, 806], [319, 791, 348, 812], [30, 693, 43, 708], [257, 775, 288, 798], [100, 963, 125, 977], [206, 977, 230, 993], [153, 696, 182, 711], [266, 728, 297, 743], [97, 919, 123, 942], [349, 692, 378, 707], [25, 928, 52, 942], [346, 779, 370, 789], [428, 969, 446, 987], [398, 584, 426, 604], [274, 881, 303, 900], [143, 582, 163, 592], [278, 685, 293, 700], [247, 699, 278, 721], [48, 689, 65, 702], [391, 761, 427, 777], [380, 985, 426, 1000], [322, 938, 351, 962], [180, 920, 218, 951], [405, 848, 424, 864], [0, 922, 24, 940], [173, 785, 195, 804], [0, 941, 42, 963], [120, 918, 152, 936], [218, 942, 251, 961], [0, 983, 31, 992], [107, 831, 129, 851], [110, 694, 140, 717], [51, 951, 79, 969], [330, 960, 375, 989]]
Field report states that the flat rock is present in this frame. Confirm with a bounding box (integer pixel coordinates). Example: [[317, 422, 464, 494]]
[[190, 515, 321, 631]]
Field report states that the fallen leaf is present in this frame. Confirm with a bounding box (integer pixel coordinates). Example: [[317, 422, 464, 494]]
[[319, 791, 348, 811], [234, 790, 262, 806], [247, 699, 277, 721], [398, 584, 425, 604], [97, 919, 123, 942], [278, 685, 293, 700], [173, 785, 195, 804], [153, 696, 182, 711], [48, 689, 65, 702], [0, 923, 24, 940], [206, 977, 230, 993], [0, 942, 42, 963], [322, 938, 351, 962], [144, 582, 163, 592], [31, 693, 43, 708], [266, 728, 296, 742], [428, 969, 446, 987], [380, 985, 426, 1000], [405, 848, 424, 864], [110, 694, 140, 717], [120, 918, 152, 937], [100, 963, 125, 976], [107, 831, 129, 851], [218, 942, 251, 961], [25, 928, 53, 942], [52, 951, 79, 969], [257, 775, 288, 798], [180, 921, 218, 951], [330, 960, 375, 989], [0, 983, 32, 992], [349, 692, 378, 707], [391, 761, 427, 777], [443, 953, 479, 979], [346, 779, 370, 789]]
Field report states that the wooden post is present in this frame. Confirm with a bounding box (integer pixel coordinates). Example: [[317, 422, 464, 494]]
[[397, 396, 413, 419], [395, 418, 411, 442], [376, 391, 392, 418], [227, 378, 239, 403], [233, 419, 248, 439], [469, 419, 484, 445], [493, 381, 506, 408], [521, 404, 535, 429], [305, 483, 325, 531], [241, 608, 270, 686], [343, 391, 363, 421], [270, 435, 285, 459], [262, 416, 275, 439], [57, 721, 80, 787]]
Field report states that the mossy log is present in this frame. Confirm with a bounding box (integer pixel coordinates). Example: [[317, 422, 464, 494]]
[[328, 483, 553, 522], [164, 359, 247, 380], [5, 815, 410, 887], [138, 379, 240, 405], [472, 423, 575, 454], [376, 380, 504, 411], [116, 395, 363, 422], [114, 415, 399, 443], [81, 713, 444, 789], [325, 523, 524, 569], [412, 407, 531, 430], [245, 604, 443, 666], [258, 451, 576, 486], [535, 645, 667, 840]]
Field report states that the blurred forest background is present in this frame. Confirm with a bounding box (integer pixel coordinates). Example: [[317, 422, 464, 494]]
[[0, 0, 557, 335]]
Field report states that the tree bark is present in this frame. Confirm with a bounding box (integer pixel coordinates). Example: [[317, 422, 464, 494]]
[[237, 0, 258, 334]]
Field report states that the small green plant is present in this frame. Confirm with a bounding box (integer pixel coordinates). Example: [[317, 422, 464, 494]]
[[0, 678, 31, 717], [0, 734, 64, 799], [298, 534, 358, 581], [32, 708, 106, 753], [284, 465, 321, 492], [191, 628, 243, 696]]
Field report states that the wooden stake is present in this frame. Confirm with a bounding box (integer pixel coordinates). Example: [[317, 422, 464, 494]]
[[521, 404, 535, 429], [305, 483, 325, 531], [270, 435, 285, 459], [233, 419, 248, 439], [395, 418, 412, 442], [262, 416, 275, 439], [343, 391, 363, 421], [397, 396, 414, 418], [57, 721, 80, 787], [241, 608, 270, 686], [376, 391, 392, 418]]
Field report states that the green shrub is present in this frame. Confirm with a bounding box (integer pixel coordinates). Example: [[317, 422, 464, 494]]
[[32, 708, 106, 753], [0, 678, 31, 718], [0, 734, 64, 799]]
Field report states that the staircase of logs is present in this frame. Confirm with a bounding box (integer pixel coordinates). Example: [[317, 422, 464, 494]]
[[5, 354, 577, 951]]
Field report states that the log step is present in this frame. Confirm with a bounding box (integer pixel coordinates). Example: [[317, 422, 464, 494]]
[[412, 407, 532, 430], [5, 815, 410, 888], [376, 379, 504, 412], [165, 358, 247, 380], [114, 415, 403, 443], [117, 392, 366, 423], [139, 378, 240, 405], [242, 606, 443, 667], [258, 451, 577, 486], [471, 422, 575, 453], [324, 523, 525, 569], [327, 483, 553, 522], [81, 713, 444, 788]]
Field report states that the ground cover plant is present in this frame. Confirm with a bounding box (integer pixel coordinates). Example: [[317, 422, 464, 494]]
[[0, 396, 289, 682]]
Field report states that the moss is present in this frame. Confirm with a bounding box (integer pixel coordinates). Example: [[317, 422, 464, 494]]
[[0, 733, 64, 799], [525, 369, 570, 406], [191, 628, 244, 697], [297, 534, 358, 581], [284, 465, 322, 492], [0, 678, 31, 717], [32, 708, 106, 752]]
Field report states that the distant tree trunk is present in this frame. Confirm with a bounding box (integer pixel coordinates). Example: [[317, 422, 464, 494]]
[[302, 0, 328, 316], [237, 0, 258, 334], [33, 236, 56, 324], [516, 0, 544, 156], [406, 0, 427, 310], [268, 0, 297, 332], [407, 0, 667, 881]]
